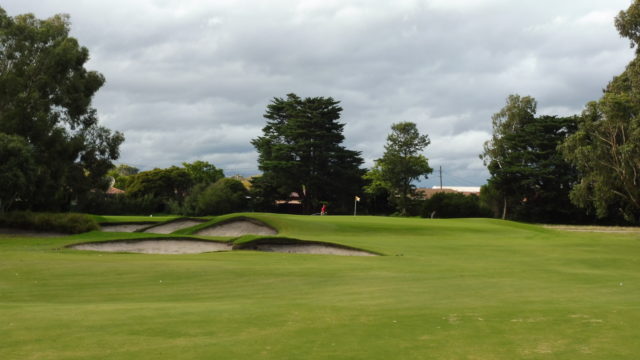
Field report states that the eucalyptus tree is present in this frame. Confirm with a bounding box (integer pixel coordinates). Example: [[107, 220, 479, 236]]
[[560, 1, 640, 223], [0, 8, 123, 210], [365, 122, 432, 215]]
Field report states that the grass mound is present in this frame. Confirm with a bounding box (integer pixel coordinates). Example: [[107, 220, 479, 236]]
[[0, 211, 99, 234]]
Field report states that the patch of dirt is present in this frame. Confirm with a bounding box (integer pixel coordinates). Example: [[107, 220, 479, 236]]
[[69, 239, 232, 254], [239, 243, 376, 256], [195, 219, 277, 237], [0, 227, 67, 237], [143, 220, 204, 234], [100, 223, 153, 233]]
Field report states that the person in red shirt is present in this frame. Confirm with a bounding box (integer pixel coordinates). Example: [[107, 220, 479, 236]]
[[321, 204, 327, 216]]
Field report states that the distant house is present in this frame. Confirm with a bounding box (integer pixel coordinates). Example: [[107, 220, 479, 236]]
[[106, 186, 125, 195], [416, 186, 481, 199], [275, 192, 303, 214], [275, 192, 302, 205]]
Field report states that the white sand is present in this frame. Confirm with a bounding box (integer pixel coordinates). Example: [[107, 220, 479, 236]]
[[195, 220, 277, 237], [70, 239, 232, 254], [144, 220, 204, 234], [244, 243, 376, 256]]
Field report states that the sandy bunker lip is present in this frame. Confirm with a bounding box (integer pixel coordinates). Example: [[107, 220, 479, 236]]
[[69, 238, 232, 254], [239, 243, 377, 256], [100, 223, 155, 233], [195, 218, 278, 237], [69, 238, 378, 256], [143, 219, 206, 234]]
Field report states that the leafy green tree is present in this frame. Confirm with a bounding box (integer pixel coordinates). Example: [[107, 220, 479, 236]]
[[0, 133, 37, 212], [0, 8, 123, 210], [183, 178, 249, 216], [126, 167, 193, 206], [365, 122, 432, 215], [182, 161, 224, 185], [559, 2, 640, 223], [421, 192, 491, 219], [482, 95, 584, 222], [251, 94, 364, 214], [481, 95, 537, 219]]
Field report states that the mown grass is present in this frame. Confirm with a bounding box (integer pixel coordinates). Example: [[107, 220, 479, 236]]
[[1, 214, 639, 359]]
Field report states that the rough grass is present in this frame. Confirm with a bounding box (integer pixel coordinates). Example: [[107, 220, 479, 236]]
[[1, 214, 639, 359]]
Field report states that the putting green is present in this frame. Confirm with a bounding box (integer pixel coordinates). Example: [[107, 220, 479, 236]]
[[1, 214, 638, 359]]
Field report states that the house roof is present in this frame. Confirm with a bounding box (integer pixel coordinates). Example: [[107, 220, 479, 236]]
[[106, 186, 125, 195]]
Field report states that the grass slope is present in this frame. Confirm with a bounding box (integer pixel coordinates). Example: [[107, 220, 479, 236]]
[[1, 214, 639, 359]]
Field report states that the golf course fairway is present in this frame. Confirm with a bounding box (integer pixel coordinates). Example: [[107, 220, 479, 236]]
[[1, 214, 638, 359]]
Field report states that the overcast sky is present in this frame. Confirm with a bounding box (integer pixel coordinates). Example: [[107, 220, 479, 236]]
[[3, 0, 635, 187]]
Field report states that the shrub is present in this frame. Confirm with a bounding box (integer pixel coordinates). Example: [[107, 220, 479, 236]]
[[76, 192, 164, 215], [421, 192, 492, 218], [0, 211, 99, 234], [182, 178, 249, 216]]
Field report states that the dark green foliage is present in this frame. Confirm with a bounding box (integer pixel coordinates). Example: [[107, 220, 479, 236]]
[[181, 178, 249, 216], [479, 183, 502, 218], [75, 192, 162, 215], [0, 133, 37, 212], [82, 162, 228, 215], [182, 161, 224, 185], [0, 211, 99, 233], [615, 0, 640, 52], [251, 94, 365, 214], [0, 8, 124, 211], [359, 187, 395, 216], [421, 193, 491, 219], [559, 1, 640, 223], [365, 122, 432, 215], [126, 167, 194, 203], [249, 174, 280, 213], [482, 95, 586, 223]]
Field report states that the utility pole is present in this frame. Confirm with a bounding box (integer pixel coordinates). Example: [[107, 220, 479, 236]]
[[439, 166, 443, 189]]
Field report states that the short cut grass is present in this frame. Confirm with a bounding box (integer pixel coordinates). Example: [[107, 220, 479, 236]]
[[1, 214, 639, 359]]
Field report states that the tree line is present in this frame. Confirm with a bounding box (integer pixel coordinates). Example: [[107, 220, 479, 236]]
[[482, 1, 640, 224], [1, 3, 639, 224]]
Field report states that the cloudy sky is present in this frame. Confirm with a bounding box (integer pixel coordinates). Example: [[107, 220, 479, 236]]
[[3, 0, 635, 187]]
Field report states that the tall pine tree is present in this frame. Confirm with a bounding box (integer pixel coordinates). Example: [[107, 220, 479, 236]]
[[251, 94, 364, 214]]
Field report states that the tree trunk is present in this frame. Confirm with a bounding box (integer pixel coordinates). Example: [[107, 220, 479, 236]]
[[502, 197, 507, 220]]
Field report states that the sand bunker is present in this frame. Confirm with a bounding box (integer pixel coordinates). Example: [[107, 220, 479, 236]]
[[101, 223, 153, 233], [70, 239, 232, 254], [69, 237, 377, 256], [241, 243, 377, 256], [195, 219, 277, 237], [144, 219, 204, 234]]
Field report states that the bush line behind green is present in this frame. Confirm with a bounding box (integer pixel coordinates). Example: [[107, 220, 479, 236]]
[[0, 211, 99, 234]]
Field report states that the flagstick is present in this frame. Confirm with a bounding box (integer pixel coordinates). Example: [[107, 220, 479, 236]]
[[354, 197, 357, 216]]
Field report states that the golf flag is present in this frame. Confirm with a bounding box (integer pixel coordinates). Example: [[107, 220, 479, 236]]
[[355, 196, 360, 202]]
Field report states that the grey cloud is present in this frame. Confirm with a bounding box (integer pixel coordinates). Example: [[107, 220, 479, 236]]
[[2, 0, 634, 186]]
